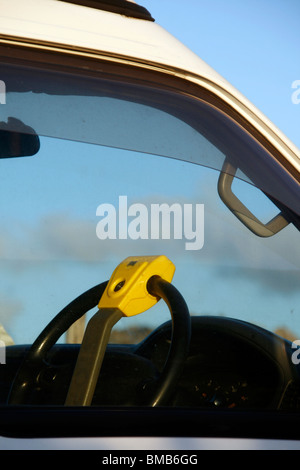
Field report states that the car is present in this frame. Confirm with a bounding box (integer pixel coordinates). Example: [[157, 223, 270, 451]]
[[0, 0, 299, 451]]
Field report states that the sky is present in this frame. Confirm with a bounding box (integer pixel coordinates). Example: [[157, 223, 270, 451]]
[[141, 0, 300, 150]]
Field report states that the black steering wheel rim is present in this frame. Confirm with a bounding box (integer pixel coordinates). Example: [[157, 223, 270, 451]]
[[8, 276, 191, 407]]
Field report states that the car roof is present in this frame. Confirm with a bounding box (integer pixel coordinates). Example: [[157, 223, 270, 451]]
[[0, 0, 299, 173]]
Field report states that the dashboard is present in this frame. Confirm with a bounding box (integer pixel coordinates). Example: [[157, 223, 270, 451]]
[[0, 316, 298, 411]]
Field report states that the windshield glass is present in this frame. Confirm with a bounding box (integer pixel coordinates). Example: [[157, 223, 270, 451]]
[[0, 59, 299, 348]]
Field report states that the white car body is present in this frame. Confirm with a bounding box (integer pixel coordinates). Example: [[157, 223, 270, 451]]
[[1, 0, 299, 173]]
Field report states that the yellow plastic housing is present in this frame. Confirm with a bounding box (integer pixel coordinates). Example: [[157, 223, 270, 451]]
[[98, 255, 175, 316]]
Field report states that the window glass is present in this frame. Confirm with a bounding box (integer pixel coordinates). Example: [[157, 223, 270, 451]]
[[0, 60, 299, 413], [0, 135, 299, 345]]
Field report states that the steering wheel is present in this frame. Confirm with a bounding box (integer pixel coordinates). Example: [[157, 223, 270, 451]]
[[8, 275, 191, 407]]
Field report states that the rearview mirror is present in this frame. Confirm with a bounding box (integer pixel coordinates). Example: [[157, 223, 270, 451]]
[[0, 117, 40, 158]]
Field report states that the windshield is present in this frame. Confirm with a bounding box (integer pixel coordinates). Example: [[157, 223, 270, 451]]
[[0, 56, 299, 348]]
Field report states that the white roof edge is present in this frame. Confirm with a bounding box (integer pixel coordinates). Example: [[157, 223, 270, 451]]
[[0, 0, 299, 173]]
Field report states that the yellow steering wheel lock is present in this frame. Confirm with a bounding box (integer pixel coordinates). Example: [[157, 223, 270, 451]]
[[98, 255, 175, 316], [65, 255, 175, 406]]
